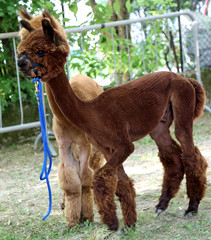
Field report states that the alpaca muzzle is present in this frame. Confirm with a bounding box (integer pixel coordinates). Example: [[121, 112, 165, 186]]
[[18, 54, 45, 78]]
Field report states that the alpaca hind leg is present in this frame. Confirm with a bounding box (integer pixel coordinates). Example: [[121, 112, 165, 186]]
[[150, 103, 184, 213], [173, 97, 208, 215], [115, 165, 137, 228], [155, 147, 184, 214], [89, 146, 105, 171], [58, 161, 82, 228], [181, 147, 208, 215], [93, 141, 134, 231]]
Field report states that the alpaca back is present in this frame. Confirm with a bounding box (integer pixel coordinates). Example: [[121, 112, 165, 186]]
[[70, 75, 103, 100]]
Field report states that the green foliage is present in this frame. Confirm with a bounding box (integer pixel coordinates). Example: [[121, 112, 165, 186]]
[[0, 74, 37, 111], [64, 0, 192, 85], [0, 0, 206, 113], [67, 16, 179, 85], [0, 0, 57, 113], [0, 0, 21, 32], [29, 0, 56, 15], [0, 36, 36, 111], [113, 1, 120, 15], [68, 1, 78, 17], [133, 0, 204, 15], [126, 0, 132, 12], [91, 4, 113, 23], [133, 0, 177, 15]]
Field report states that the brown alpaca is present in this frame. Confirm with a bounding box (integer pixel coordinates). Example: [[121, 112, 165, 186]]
[[18, 9, 105, 228], [17, 11, 208, 231]]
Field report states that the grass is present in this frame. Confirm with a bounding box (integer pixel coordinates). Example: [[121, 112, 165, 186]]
[[0, 113, 210, 240]]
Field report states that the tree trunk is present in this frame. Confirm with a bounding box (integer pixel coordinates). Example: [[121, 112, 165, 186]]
[[88, 0, 133, 83]]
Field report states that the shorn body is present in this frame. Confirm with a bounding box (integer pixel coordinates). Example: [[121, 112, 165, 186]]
[[17, 11, 208, 231]]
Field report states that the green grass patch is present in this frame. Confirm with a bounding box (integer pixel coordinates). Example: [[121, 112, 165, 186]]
[[0, 112, 210, 240]]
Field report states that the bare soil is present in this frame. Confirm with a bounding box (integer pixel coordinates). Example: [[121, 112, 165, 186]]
[[0, 113, 210, 240]]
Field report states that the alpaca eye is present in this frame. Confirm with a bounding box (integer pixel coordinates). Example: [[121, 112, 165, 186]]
[[36, 51, 45, 57]]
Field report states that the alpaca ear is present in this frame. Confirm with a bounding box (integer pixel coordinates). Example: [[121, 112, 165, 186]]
[[19, 7, 33, 20], [42, 10, 51, 20], [42, 10, 58, 30], [42, 18, 60, 46], [20, 20, 34, 32]]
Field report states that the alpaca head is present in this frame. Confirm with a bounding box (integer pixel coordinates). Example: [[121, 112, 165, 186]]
[[17, 10, 70, 81]]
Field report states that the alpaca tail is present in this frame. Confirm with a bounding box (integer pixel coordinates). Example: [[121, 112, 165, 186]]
[[188, 78, 206, 119]]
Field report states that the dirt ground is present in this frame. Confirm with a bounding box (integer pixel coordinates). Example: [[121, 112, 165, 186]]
[[0, 113, 210, 239]]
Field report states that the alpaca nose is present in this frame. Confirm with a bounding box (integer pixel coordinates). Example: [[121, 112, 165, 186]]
[[18, 58, 27, 68]]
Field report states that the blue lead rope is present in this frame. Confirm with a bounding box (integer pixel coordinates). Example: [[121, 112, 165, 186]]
[[32, 78, 52, 220]]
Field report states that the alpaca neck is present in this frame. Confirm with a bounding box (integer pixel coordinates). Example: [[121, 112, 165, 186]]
[[46, 69, 90, 131], [45, 79, 68, 124]]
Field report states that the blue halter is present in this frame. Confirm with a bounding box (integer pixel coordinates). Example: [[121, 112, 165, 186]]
[[32, 78, 52, 220]]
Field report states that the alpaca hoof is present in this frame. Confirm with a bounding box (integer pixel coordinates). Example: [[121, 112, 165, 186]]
[[66, 226, 72, 232], [108, 222, 119, 231], [184, 199, 199, 217], [66, 223, 80, 231], [80, 219, 93, 227], [156, 208, 164, 215], [60, 202, 65, 210], [80, 215, 94, 224], [184, 210, 197, 217]]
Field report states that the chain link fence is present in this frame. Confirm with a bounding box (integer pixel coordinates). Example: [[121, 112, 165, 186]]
[[182, 12, 211, 108], [182, 12, 211, 69]]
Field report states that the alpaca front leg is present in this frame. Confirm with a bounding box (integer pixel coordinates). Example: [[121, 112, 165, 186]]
[[93, 141, 134, 231], [182, 147, 208, 215], [58, 162, 82, 228], [116, 165, 137, 228], [81, 186, 94, 223], [93, 164, 118, 230]]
